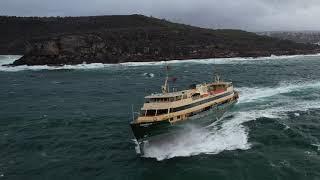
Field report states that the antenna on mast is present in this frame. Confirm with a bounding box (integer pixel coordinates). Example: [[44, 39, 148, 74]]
[[131, 104, 134, 122], [213, 58, 221, 82], [161, 62, 169, 93]]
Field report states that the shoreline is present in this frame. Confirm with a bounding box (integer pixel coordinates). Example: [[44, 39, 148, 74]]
[[2, 52, 320, 66], [2, 52, 320, 67], [1, 53, 320, 72]]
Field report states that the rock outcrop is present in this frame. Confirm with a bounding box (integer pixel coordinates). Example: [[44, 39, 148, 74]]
[[13, 34, 113, 65]]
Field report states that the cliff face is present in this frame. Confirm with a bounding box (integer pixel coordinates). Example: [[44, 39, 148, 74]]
[[14, 34, 112, 65], [1, 15, 319, 66], [0, 14, 169, 54]]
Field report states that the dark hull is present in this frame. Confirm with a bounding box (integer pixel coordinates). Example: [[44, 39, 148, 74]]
[[130, 99, 237, 142]]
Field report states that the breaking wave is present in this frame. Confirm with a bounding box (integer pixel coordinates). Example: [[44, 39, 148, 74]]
[[137, 80, 320, 161], [143, 72, 155, 78], [239, 80, 320, 104], [1, 54, 320, 72], [120, 53, 320, 66]]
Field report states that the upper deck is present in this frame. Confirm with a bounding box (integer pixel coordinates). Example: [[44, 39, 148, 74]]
[[145, 90, 190, 99], [142, 81, 233, 109], [145, 81, 233, 99]]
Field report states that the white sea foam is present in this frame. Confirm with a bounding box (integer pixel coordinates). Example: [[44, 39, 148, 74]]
[[238, 81, 320, 104], [0, 55, 22, 65], [294, 113, 300, 117], [1, 54, 320, 71], [138, 80, 320, 161], [121, 53, 320, 66], [143, 72, 155, 78]]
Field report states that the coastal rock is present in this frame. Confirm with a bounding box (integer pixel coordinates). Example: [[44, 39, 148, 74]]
[[13, 34, 109, 65]]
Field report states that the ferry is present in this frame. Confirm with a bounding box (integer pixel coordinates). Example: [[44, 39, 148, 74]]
[[130, 70, 239, 147]]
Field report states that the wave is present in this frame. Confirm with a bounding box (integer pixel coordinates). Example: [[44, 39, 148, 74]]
[[121, 53, 320, 66], [0, 55, 22, 65], [141, 121, 250, 161], [238, 80, 320, 104], [143, 72, 155, 78], [138, 80, 320, 161], [1, 54, 320, 72]]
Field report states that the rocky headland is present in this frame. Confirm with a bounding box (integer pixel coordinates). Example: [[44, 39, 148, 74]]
[[1, 15, 319, 66]]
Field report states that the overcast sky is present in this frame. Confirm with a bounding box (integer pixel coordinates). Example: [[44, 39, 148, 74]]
[[0, 0, 319, 31]]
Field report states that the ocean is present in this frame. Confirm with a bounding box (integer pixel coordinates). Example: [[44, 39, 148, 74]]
[[0, 55, 319, 180]]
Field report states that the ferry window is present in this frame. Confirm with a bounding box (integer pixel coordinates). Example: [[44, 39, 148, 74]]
[[177, 115, 181, 119], [140, 110, 146, 115], [183, 94, 187, 99], [176, 96, 182, 101], [192, 93, 200, 99], [189, 84, 196, 89], [146, 110, 156, 116], [171, 91, 233, 113], [157, 109, 168, 115]]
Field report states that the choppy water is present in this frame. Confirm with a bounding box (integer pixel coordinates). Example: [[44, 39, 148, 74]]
[[0, 55, 320, 180]]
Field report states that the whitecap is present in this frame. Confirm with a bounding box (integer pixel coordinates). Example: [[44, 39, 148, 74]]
[[238, 80, 320, 104], [143, 72, 155, 78], [0, 55, 22, 65], [121, 53, 320, 67]]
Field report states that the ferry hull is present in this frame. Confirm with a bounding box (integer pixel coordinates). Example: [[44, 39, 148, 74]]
[[130, 99, 237, 143]]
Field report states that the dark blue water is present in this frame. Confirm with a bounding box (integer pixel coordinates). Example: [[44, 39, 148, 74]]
[[0, 55, 320, 180]]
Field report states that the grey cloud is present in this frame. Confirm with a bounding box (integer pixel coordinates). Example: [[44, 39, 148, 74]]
[[0, 0, 319, 31]]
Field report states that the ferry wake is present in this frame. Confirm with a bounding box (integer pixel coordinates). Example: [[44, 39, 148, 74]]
[[130, 68, 239, 152]]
